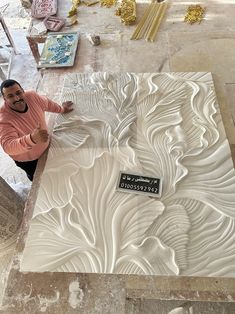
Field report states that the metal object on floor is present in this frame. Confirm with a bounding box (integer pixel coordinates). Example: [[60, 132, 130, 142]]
[[0, 13, 17, 54], [0, 13, 17, 80], [0, 49, 13, 80]]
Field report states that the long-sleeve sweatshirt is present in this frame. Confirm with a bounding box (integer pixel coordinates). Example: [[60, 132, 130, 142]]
[[0, 90, 64, 162]]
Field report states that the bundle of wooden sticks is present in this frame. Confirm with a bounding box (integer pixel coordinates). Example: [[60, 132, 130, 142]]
[[131, 1, 167, 42]]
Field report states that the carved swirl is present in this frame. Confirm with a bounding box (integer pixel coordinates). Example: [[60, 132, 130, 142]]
[[21, 73, 235, 276]]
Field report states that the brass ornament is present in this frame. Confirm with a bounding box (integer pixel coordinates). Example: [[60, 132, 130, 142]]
[[83, 0, 99, 6], [115, 0, 136, 25], [184, 4, 205, 24], [100, 0, 116, 8], [72, 0, 80, 5], [67, 6, 78, 17]]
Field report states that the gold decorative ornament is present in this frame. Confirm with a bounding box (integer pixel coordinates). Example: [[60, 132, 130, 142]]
[[68, 0, 80, 20], [184, 4, 205, 24], [67, 6, 78, 17], [83, 0, 99, 6], [72, 0, 80, 5], [100, 0, 116, 8], [66, 14, 78, 26], [115, 0, 136, 25]]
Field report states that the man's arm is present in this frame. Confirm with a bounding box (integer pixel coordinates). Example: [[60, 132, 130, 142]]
[[0, 122, 49, 156], [0, 124, 36, 155], [31, 92, 74, 114]]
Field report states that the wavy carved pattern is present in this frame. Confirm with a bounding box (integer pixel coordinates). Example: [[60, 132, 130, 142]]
[[21, 72, 235, 276]]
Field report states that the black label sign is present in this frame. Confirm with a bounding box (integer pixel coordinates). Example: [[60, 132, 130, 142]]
[[117, 172, 162, 197]]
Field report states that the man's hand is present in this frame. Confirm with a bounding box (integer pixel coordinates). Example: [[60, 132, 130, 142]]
[[62, 101, 74, 113], [30, 124, 49, 144]]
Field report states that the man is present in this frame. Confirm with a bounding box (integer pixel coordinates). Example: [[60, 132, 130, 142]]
[[0, 79, 73, 181]]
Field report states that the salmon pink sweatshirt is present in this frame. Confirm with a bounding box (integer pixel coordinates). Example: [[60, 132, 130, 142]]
[[0, 90, 64, 162]]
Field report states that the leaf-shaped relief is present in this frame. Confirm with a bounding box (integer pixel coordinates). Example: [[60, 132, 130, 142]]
[[146, 202, 191, 271], [130, 83, 188, 199], [54, 114, 138, 168], [184, 81, 219, 152], [35, 111, 139, 219], [33, 162, 77, 218], [176, 139, 235, 219], [21, 202, 101, 272], [178, 198, 235, 277], [89, 72, 138, 113], [156, 73, 220, 158], [63, 73, 139, 125], [21, 153, 169, 273], [116, 236, 178, 275], [169, 72, 213, 84]]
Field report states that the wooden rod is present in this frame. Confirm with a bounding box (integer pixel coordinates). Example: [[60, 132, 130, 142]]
[[131, 2, 154, 40], [145, 3, 161, 40], [149, 2, 167, 42], [141, 3, 160, 40], [146, 2, 164, 41]]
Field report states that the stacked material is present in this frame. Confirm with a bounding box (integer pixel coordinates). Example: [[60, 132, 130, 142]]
[[31, 0, 57, 18], [131, 1, 167, 42]]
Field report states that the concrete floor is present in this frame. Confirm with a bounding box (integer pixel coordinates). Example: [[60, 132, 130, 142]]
[[1, 0, 235, 312]]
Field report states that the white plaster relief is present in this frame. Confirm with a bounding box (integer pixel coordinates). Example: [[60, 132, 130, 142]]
[[21, 72, 235, 276]]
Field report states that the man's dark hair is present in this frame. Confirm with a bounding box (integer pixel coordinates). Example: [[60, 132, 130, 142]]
[[0, 79, 23, 96]]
